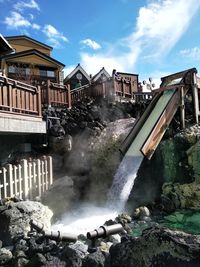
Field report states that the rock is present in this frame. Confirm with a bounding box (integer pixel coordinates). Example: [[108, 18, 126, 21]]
[[42, 175, 78, 218], [108, 234, 121, 244], [0, 248, 13, 265], [15, 250, 29, 267], [28, 252, 47, 267], [61, 245, 82, 267], [109, 226, 200, 267], [132, 206, 150, 220], [82, 249, 106, 267], [161, 182, 200, 211], [49, 134, 72, 154], [0, 201, 52, 246]]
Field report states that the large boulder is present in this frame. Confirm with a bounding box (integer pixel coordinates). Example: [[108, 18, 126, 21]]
[[42, 175, 79, 219], [0, 200, 52, 246], [109, 226, 200, 267]]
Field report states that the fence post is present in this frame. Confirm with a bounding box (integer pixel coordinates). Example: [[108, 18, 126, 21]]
[[21, 159, 29, 199], [8, 164, 13, 197], [36, 159, 41, 197], [47, 156, 53, 186], [3, 167, 7, 198]]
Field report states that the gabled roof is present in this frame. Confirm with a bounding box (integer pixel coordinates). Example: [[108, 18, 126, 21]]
[[5, 35, 53, 51], [3, 49, 65, 68], [0, 34, 15, 56], [64, 63, 90, 82], [92, 67, 111, 82]]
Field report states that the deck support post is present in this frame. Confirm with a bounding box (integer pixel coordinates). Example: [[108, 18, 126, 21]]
[[192, 73, 199, 124], [180, 87, 185, 129]]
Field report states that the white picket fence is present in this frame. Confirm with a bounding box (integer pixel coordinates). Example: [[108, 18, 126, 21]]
[[0, 156, 53, 200]]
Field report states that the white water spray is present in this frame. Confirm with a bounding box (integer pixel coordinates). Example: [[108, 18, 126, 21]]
[[107, 155, 143, 211]]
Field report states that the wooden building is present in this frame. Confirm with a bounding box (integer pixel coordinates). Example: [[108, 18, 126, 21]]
[[64, 63, 91, 89], [0, 35, 65, 85]]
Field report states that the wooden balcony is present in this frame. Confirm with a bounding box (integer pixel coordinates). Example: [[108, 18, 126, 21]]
[[0, 75, 46, 134], [41, 80, 71, 108]]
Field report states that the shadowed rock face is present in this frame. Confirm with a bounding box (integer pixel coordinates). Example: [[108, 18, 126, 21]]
[[109, 226, 200, 267]]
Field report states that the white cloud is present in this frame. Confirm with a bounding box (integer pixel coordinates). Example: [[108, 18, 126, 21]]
[[180, 47, 200, 60], [80, 39, 101, 50], [4, 11, 31, 28], [4, 11, 41, 30], [80, 0, 200, 75], [32, 23, 40, 30], [43, 24, 68, 48], [14, 0, 40, 12]]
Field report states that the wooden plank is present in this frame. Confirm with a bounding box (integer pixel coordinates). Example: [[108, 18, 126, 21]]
[[8, 164, 13, 197], [3, 167, 7, 198], [141, 90, 180, 159]]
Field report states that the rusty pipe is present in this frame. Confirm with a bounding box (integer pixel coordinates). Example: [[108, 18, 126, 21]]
[[87, 224, 124, 240]]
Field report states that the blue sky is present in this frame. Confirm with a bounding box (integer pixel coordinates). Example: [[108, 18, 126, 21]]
[[1, 0, 200, 86]]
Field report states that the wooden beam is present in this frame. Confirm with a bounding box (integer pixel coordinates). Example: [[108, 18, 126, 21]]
[[180, 87, 185, 129], [192, 73, 199, 124]]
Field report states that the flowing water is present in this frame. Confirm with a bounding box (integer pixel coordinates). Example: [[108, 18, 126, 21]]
[[52, 155, 143, 235], [107, 155, 143, 211]]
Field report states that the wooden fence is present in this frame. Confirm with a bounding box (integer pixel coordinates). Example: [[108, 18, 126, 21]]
[[41, 80, 71, 108], [0, 75, 42, 117], [0, 156, 53, 200]]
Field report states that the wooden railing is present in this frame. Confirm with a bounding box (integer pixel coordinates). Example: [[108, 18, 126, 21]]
[[41, 80, 71, 108], [0, 75, 41, 117], [0, 156, 53, 200], [132, 92, 153, 102], [71, 84, 91, 104]]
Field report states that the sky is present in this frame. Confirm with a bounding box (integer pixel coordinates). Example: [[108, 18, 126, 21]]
[[1, 0, 200, 86]]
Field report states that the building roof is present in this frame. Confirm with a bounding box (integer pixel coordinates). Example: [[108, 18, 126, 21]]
[[64, 63, 91, 82], [0, 34, 15, 56], [3, 49, 65, 68], [5, 35, 53, 51], [92, 67, 111, 82]]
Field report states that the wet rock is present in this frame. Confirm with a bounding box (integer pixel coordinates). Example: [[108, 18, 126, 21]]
[[132, 206, 151, 220], [108, 234, 121, 244], [109, 226, 200, 267], [28, 252, 47, 267]]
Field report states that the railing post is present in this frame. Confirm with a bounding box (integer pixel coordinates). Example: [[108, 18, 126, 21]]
[[21, 159, 29, 199], [47, 80, 51, 107], [37, 85, 42, 117], [8, 84, 13, 112], [67, 85, 72, 108]]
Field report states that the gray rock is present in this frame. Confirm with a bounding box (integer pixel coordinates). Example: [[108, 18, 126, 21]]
[[0, 201, 52, 246], [61, 245, 82, 267], [0, 247, 13, 265]]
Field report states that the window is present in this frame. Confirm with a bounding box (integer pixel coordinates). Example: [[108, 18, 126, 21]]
[[39, 69, 55, 77], [8, 66, 15, 73]]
